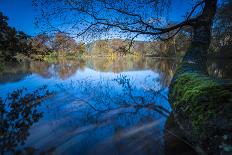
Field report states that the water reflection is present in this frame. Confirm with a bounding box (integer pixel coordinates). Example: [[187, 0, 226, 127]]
[[0, 57, 177, 85], [0, 86, 52, 154], [30, 57, 86, 80], [207, 59, 232, 79], [29, 74, 171, 154], [0, 57, 197, 155], [164, 113, 197, 155], [0, 62, 31, 83]]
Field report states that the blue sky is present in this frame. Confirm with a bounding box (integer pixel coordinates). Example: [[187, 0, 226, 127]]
[[0, 0, 36, 35], [0, 0, 196, 36]]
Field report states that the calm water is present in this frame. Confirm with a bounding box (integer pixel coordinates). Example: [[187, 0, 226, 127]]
[[0, 56, 207, 155]]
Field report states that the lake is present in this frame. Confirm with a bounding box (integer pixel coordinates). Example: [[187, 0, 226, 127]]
[[2, 56, 230, 155]]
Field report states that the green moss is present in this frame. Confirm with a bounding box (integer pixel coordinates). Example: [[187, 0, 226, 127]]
[[0, 63, 4, 72], [0, 59, 4, 72], [169, 43, 232, 154], [170, 72, 232, 132]]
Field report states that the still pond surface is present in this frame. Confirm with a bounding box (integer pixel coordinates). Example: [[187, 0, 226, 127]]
[[1, 56, 230, 155]]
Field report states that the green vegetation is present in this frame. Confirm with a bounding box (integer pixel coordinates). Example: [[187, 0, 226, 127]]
[[0, 62, 4, 71], [170, 72, 231, 126], [0, 12, 52, 61], [0, 12, 30, 60], [0, 11, 88, 62], [169, 57, 232, 154], [87, 36, 190, 58]]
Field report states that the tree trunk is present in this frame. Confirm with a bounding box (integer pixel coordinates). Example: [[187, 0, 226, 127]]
[[168, 0, 232, 154], [182, 0, 217, 74]]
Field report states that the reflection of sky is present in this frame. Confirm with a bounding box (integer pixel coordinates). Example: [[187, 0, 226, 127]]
[[0, 64, 171, 154], [0, 68, 161, 97]]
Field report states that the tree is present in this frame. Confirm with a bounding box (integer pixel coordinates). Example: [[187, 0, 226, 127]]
[[51, 32, 79, 55], [76, 42, 87, 55], [34, 0, 215, 47], [29, 33, 51, 56], [0, 12, 31, 60], [16, 31, 31, 55], [34, 0, 219, 66], [90, 40, 112, 56]]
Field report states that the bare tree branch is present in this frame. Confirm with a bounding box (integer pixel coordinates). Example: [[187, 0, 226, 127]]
[[34, 0, 207, 42]]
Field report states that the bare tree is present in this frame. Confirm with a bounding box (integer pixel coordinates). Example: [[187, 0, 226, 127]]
[[33, 0, 217, 52]]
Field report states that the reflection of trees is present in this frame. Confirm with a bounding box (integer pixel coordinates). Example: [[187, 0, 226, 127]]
[[91, 57, 114, 72], [132, 56, 147, 70], [0, 57, 177, 86], [207, 59, 232, 79], [111, 57, 138, 73], [0, 86, 52, 154], [90, 56, 177, 80], [0, 61, 31, 84], [58, 75, 170, 116], [91, 56, 141, 72], [54, 75, 170, 154], [90, 56, 134, 72], [30, 57, 87, 80], [88, 57, 177, 87], [30, 61, 51, 78], [30, 57, 177, 83], [57, 57, 78, 80], [146, 58, 179, 87], [56, 57, 86, 79]]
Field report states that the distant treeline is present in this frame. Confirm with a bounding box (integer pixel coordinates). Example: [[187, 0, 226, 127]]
[[0, 12, 86, 61], [0, 1, 231, 61]]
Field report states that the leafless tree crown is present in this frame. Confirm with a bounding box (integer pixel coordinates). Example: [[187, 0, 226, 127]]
[[33, 0, 206, 42]]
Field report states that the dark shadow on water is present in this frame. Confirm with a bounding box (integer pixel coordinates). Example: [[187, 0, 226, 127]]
[[207, 58, 232, 79], [164, 113, 198, 155], [0, 61, 31, 84], [0, 86, 53, 154]]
